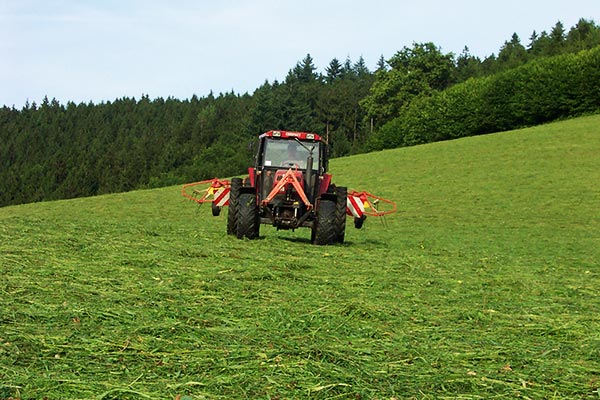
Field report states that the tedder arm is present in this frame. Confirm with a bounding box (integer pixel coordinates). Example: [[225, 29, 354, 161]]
[[346, 190, 396, 218], [181, 178, 231, 216], [346, 190, 397, 228]]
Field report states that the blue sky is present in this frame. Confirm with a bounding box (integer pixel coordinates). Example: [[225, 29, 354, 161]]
[[1, 0, 598, 108]]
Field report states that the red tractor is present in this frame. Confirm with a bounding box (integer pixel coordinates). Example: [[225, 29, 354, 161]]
[[230, 130, 346, 245], [182, 130, 396, 245]]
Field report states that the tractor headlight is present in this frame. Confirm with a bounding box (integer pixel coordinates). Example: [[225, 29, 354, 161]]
[[273, 131, 282, 137], [306, 133, 314, 140]]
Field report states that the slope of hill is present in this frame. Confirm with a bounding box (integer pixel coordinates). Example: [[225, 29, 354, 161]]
[[1, 115, 599, 399]]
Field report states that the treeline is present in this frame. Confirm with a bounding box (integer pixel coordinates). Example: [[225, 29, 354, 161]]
[[360, 19, 600, 150], [0, 94, 254, 204], [368, 46, 600, 149], [1, 18, 599, 206], [0, 56, 374, 206]]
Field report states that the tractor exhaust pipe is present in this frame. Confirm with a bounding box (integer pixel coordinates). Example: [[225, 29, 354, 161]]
[[306, 152, 314, 201]]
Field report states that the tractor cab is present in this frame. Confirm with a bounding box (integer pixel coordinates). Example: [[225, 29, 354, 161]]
[[254, 131, 326, 204]]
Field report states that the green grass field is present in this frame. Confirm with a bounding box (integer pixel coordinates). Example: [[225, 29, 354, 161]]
[[1, 115, 599, 399]]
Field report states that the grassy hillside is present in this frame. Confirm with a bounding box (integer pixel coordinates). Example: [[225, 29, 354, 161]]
[[1, 115, 599, 399]]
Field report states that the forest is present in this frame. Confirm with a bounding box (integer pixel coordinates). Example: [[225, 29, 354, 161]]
[[1, 18, 599, 207]]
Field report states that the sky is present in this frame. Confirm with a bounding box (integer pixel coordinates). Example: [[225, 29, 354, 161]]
[[1, 0, 598, 108]]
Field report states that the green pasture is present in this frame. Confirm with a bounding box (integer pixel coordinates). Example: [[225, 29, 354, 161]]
[[1, 115, 599, 399]]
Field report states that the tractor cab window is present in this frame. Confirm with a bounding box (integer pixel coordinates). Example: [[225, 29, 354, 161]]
[[262, 139, 319, 170]]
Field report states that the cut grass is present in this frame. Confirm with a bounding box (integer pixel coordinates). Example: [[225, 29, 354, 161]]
[[1, 115, 599, 399]]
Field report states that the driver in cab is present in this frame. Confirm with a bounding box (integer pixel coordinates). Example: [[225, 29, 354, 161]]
[[281, 143, 305, 168]]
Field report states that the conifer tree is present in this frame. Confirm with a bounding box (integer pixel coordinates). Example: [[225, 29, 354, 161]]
[[325, 58, 343, 82]]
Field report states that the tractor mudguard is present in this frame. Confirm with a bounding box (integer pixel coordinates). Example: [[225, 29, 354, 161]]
[[319, 174, 332, 196]]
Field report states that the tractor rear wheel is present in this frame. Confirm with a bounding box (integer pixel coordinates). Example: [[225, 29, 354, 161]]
[[236, 193, 260, 239], [334, 187, 347, 243], [227, 178, 242, 235], [312, 199, 337, 245]]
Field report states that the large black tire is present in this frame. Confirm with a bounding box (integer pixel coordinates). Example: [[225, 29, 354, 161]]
[[236, 193, 260, 240], [227, 178, 242, 235], [312, 199, 337, 245], [334, 187, 347, 243]]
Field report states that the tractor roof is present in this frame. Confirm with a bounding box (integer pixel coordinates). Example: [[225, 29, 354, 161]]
[[260, 130, 322, 141]]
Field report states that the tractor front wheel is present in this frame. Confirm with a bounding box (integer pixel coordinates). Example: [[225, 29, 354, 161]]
[[236, 193, 260, 240]]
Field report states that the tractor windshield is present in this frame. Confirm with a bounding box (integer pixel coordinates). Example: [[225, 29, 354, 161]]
[[262, 139, 320, 170]]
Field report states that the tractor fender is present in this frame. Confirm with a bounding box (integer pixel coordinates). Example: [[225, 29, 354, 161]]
[[247, 168, 256, 186], [318, 174, 332, 196]]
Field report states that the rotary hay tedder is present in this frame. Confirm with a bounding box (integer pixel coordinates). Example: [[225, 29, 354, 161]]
[[182, 130, 396, 245]]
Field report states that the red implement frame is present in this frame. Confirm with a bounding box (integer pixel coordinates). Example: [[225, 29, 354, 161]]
[[182, 178, 230, 205], [348, 190, 397, 217], [262, 168, 313, 209]]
